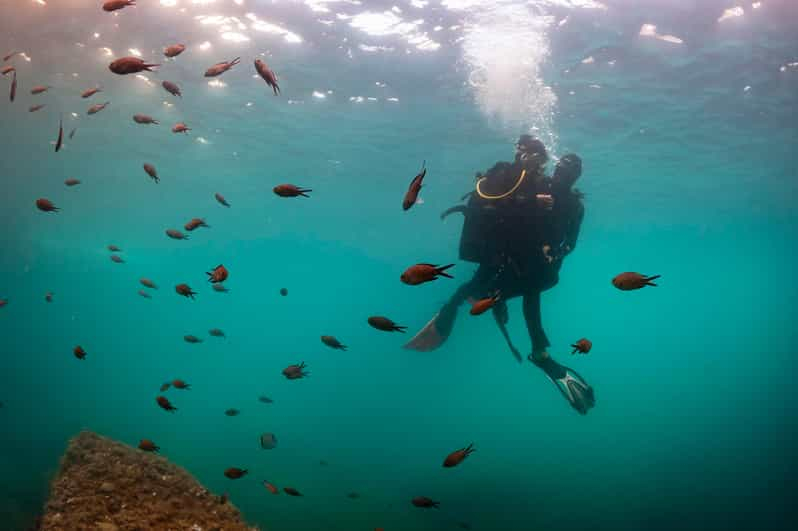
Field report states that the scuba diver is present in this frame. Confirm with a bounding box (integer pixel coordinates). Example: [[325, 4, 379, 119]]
[[403, 135, 595, 415]]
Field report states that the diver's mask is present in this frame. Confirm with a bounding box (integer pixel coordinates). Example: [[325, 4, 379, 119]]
[[514, 135, 548, 169]]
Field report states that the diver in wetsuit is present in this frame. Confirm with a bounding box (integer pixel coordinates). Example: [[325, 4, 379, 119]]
[[404, 137, 595, 415]]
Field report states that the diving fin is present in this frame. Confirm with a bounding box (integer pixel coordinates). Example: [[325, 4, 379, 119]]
[[529, 355, 595, 415], [403, 313, 445, 352]]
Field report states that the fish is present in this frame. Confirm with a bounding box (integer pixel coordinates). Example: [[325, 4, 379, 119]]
[[140, 278, 157, 289], [35, 198, 59, 212], [143, 163, 159, 183], [209, 328, 225, 338], [102, 0, 136, 12], [138, 289, 151, 299], [282, 362, 309, 380], [367, 316, 406, 333], [156, 396, 177, 412], [30, 85, 50, 95], [0, 299, 7, 308], [171, 122, 190, 134], [175, 283, 196, 299], [206, 264, 228, 283], [45, 292, 53, 303], [133, 114, 159, 125], [320, 335, 347, 351], [571, 338, 592, 355], [470, 291, 501, 316], [283, 487, 302, 497], [64, 178, 80, 186], [224, 468, 248, 479], [184, 218, 209, 231], [108, 244, 122, 252], [10, 70, 16, 102], [254, 59, 280, 95], [225, 408, 240, 416], [214, 192, 230, 207], [163, 44, 186, 58], [81, 87, 102, 98], [262, 480, 279, 494], [110, 255, 124, 264], [212, 283, 229, 293], [403, 161, 426, 211], [612, 272, 661, 291], [259, 433, 277, 450], [184, 335, 202, 344], [204, 57, 240, 77], [28, 104, 46, 113], [172, 379, 191, 390], [279, 288, 288, 296], [443, 443, 475, 468], [68, 128, 77, 139], [109, 57, 158, 75], [166, 229, 189, 240], [411, 496, 440, 509], [273, 184, 311, 198], [73, 345, 87, 360], [162, 80, 181, 97], [55, 117, 63, 153], [159, 382, 171, 392], [138, 439, 159, 453], [3, 51, 21, 62], [258, 396, 273, 404], [400, 263, 455, 285], [87, 102, 110, 115]]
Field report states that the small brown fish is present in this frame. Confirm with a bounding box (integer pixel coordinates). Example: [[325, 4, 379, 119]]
[[273, 184, 311, 198], [254, 59, 280, 95], [206, 264, 228, 283], [443, 443, 475, 468], [258, 396, 274, 404], [214, 192, 230, 207], [470, 291, 501, 316], [224, 467, 248, 479], [87, 102, 110, 115], [140, 278, 157, 289], [81, 87, 102, 98], [35, 198, 59, 212], [10, 70, 17, 102], [110, 255, 124, 264], [209, 328, 225, 338], [103, 0, 136, 12], [64, 178, 80, 186], [171, 122, 190, 134], [163, 44, 186, 58], [143, 163, 159, 183], [263, 480, 279, 494], [403, 161, 426, 211], [133, 114, 159, 125], [138, 439, 159, 453], [184, 335, 202, 344], [320, 335, 347, 351], [109, 57, 158, 75], [205, 57, 240, 77], [367, 316, 406, 333], [612, 272, 661, 291], [108, 244, 121, 252], [212, 283, 229, 293], [28, 104, 46, 113], [175, 283, 196, 299], [162, 80, 181, 97], [156, 395, 177, 412], [138, 289, 151, 299], [45, 292, 53, 303], [55, 117, 63, 153], [571, 338, 592, 355], [73, 345, 87, 360], [172, 379, 191, 390], [166, 229, 188, 240], [225, 408, 240, 416], [401, 263, 454, 285], [412, 496, 440, 509], [1, 65, 15, 76], [159, 382, 170, 392], [283, 487, 302, 497], [30, 85, 50, 95], [282, 362, 309, 380], [184, 218, 209, 231]]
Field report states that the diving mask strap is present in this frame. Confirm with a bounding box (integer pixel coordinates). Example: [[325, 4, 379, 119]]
[[475, 169, 527, 200]]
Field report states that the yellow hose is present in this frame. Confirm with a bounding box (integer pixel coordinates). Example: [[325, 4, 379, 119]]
[[475, 169, 527, 200]]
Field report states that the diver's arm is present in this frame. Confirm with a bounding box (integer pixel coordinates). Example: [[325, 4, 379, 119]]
[[562, 202, 584, 255]]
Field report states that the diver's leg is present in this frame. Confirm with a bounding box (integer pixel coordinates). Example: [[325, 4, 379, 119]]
[[522, 290, 550, 356]]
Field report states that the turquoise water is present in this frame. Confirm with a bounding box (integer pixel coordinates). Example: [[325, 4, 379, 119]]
[[1, 1, 796, 530]]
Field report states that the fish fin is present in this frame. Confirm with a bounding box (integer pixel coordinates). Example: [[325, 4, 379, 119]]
[[436, 264, 455, 278]]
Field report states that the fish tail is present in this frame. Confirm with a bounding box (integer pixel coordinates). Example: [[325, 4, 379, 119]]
[[645, 274, 661, 286], [394, 325, 407, 333], [436, 264, 455, 278], [299, 188, 312, 197]]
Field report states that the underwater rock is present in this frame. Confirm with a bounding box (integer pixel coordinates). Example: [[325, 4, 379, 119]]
[[39, 431, 258, 530]]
